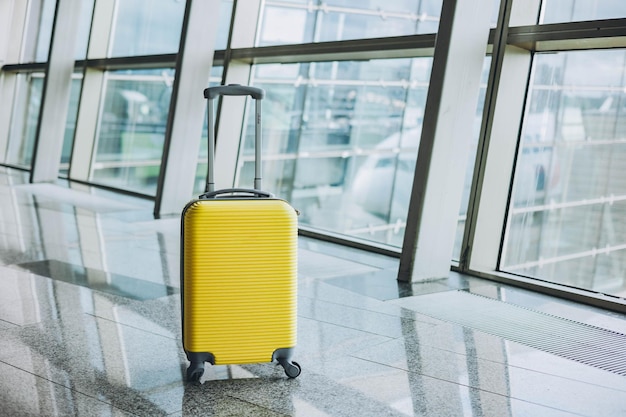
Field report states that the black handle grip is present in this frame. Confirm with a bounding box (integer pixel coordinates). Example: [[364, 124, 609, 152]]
[[204, 84, 265, 100], [199, 188, 274, 200]]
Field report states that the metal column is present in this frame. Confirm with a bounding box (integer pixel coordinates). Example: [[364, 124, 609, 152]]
[[29, 0, 82, 183], [398, 0, 493, 282], [154, 0, 223, 217]]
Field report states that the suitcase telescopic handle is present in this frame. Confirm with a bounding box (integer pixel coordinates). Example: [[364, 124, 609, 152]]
[[203, 84, 264, 194], [199, 188, 274, 200], [203, 85, 264, 100]]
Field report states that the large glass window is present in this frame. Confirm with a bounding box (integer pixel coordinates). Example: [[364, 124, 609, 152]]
[[4, 73, 44, 168], [541, 0, 626, 24], [91, 69, 174, 195], [3, 0, 93, 173], [502, 49, 626, 298], [453, 59, 491, 261], [109, 0, 233, 57], [75, 0, 95, 60], [110, 0, 187, 57], [243, 60, 429, 246], [242, 59, 488, 249], [60, 75, 84, 177], [258, 0, 443, 46], [21, 0, 93, 63]]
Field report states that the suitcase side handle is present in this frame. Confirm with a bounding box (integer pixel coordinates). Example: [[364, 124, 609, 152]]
[[198, 188, 274, 199], [204, 84, 264, 193]]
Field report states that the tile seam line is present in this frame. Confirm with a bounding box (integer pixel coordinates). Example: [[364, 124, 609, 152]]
[[297, 315, 401, 338], [85, 312, 179, 341], [356, 334, 626, 394], [297, 293, 442, 324], [346, 356, 593, 417], [0, 360, 143, 416], [394, 293, 626, 378]]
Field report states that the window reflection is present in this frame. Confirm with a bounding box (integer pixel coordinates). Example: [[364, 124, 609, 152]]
[[503, 49, 626, 297], [92, 69, 174, 195]]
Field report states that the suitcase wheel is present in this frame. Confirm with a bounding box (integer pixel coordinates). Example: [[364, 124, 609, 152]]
[[281, 360, 301, 379], [187, 361, 205, 382]]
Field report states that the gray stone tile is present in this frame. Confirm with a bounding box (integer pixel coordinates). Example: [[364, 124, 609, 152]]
[[11, 259, 177, 301], [0, 266, 77, 326], [295, 316, 394, 362], [298, 277, 438, 322], [299, 236, 399, 269], [299, 295, 410, 338], [298, 248, 380, 279], [0, 319, 18, 331], [353, 336, 626, 416], [2, 168, 626, 417], [469, 284, 626, 334], [13, 183, 145, 213], [0, 361, 138, 417], [0, 315, 186, 415], [235, 357, 583, 417]]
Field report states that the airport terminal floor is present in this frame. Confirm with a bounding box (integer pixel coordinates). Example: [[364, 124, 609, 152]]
[[1, 165, 626, 416]]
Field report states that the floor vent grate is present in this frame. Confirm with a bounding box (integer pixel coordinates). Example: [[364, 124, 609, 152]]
[[392, 291, 626, 377]]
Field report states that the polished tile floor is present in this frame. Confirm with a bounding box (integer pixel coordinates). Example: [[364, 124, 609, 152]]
[[1, 166, 626, 416]]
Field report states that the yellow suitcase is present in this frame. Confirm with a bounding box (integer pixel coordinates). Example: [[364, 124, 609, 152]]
[[181, 85, 300, 381]]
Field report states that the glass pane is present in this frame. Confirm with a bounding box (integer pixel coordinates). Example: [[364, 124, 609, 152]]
[[91, 69, 174, 195], [245, 59, 431, 247], [59, 75, 84, 177], [23, 0, 92, 62], [244, 59, 488, 250], [33, 0, 56, 62], [110, 0, 233, 57], [452, 58, 491, 261], [110, 0, 186, 56], [257, 0, 443, 46], [4, 74, 45, 168], [75, 0, 95, 60], [215, 0, 235, 50], [541, 0, 626, 24], [502, 50, 626, 298]]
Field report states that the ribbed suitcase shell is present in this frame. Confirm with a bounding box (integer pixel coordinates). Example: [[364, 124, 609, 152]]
[[181, 198, 298, 365]]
